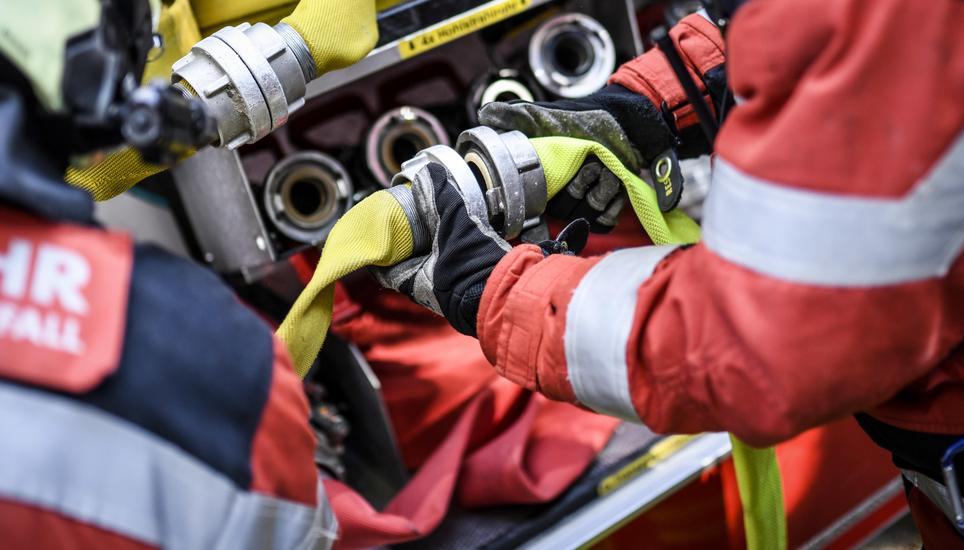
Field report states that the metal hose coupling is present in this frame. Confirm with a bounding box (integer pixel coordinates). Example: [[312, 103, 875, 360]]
[[263, 151, 353, 244], [367, 106, 450, 188], [529, 13, 616, 99], [390, 127, 547, 244], [172, 22, 315, 150], [456, 127, 546, 240], [467, 68, 541, 125]]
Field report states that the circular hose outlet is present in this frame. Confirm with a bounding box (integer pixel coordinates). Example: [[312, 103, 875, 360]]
[[366, 106, 450, 188], [528, 13, 616, 99], [263, 151, 353, 244], [467, 68, 541, 124]]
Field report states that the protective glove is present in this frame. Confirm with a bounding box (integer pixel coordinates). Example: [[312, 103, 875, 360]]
[[373, 162, 510, 337], [374, 163, 592, 337], [478, 84, 676, 232]]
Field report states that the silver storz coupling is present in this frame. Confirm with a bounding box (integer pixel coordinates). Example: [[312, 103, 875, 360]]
[[171, 22, 315, 150], [391, 127, 547, 243], [456, 127, 546, 240], [529, 13, 616, 99], [263, 151, 353, 245]]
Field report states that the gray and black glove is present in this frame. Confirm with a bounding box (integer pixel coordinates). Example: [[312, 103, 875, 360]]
[[374, 162, 510, 336], [478, 84, 676, 232], [374, 162, 592, 336]]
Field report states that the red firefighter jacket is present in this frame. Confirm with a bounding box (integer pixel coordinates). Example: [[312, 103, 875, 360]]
[[478, 0, 964, 448]]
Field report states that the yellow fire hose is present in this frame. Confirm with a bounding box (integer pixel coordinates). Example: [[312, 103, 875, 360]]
[[280, 135, 786, 550]]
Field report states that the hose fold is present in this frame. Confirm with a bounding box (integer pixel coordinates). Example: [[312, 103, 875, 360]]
[[277, 189, 413, 376]]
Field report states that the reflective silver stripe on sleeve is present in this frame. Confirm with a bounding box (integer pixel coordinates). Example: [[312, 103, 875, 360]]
[[0, 383, 335, 550], [565, 245, 680, 422], [702, 132, 964, 286]]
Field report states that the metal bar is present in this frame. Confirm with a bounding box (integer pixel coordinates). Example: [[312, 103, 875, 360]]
[[171, 147, 276, 276], [799, 477, 905, 550], [520, 432, 733, 550]]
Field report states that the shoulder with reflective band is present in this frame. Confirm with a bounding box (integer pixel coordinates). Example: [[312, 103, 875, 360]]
[[0, 208, 132, 392], [565, 245, 680, 422], [702, 132, 964, 286], [0, 382, 335, 549]]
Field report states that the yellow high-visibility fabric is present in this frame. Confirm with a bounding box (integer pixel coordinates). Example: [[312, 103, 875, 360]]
[[530, 136, 785, 550], [281, 0, 378, 76], [278, 189, 414, 376], [66, 148, 173, 201], [192, 0, 405, 35], [732, 441, 787, 550], [277, 136, 785, 550], [145, 0, 203, 82], [191, 0, 296, 33], [65, 0, 202, 200], [530, 137, 701, 245]]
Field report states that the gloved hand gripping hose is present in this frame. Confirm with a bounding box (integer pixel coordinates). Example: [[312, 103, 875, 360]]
[[278, 136, 784, 550], [278, 135, 700, 378]]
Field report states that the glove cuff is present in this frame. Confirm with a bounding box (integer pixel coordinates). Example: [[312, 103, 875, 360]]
[[609, 13, 725, 135], [451, 280, 487, 337]]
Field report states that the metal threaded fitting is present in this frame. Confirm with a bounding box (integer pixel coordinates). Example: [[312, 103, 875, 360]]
[[171, 22, 311, 149]]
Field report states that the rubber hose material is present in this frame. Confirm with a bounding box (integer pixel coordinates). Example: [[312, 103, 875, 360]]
[[280, 0, 377, 77]]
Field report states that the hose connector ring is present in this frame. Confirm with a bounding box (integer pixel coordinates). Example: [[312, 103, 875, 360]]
[[263, 151, 353, 244], [528, 13, 616, 99], [367, 106, 449, 188], [172, 22, 309, 149]]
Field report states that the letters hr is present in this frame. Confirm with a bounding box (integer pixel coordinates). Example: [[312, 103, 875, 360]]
[[0, 238, 89, 354]]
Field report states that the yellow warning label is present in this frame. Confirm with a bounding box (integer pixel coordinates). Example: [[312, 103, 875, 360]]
[[598, 435, 696, 496], [398, 0, 532, 59]]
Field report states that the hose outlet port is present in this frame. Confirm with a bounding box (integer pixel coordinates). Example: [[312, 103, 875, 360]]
[[467, 68, 541, 124], [366, 106, 450, 188], [263, 151, 353, 244], [528, 13, 616, 99]]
